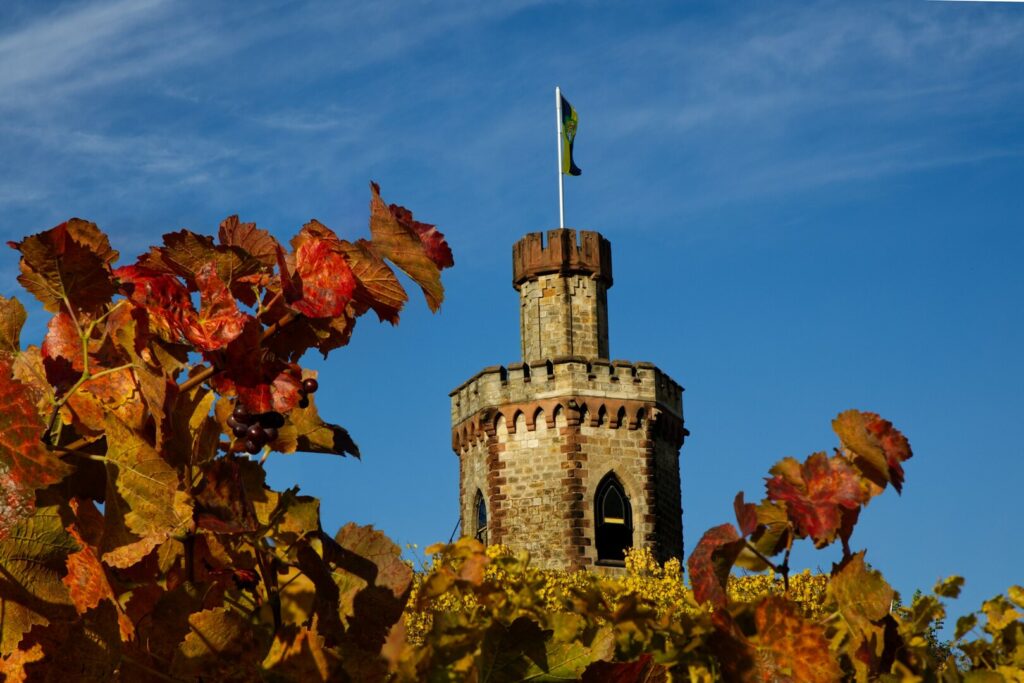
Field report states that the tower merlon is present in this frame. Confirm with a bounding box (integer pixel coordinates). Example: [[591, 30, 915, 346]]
[[512, 228, 613, 290]]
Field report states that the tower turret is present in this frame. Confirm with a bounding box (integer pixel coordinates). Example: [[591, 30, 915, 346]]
[[451, 227, 687, 571], [513, 229, 612, 361]]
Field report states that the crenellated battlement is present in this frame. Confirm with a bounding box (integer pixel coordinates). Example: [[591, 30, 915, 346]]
[[449, 356, 682, 429], [512, 228, 612, 290]]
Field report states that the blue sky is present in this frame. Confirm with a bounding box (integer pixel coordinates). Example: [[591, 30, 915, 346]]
[[1, 0, 1021, 622]]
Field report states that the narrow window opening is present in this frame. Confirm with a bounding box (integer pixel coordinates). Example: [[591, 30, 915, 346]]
[[474, 490, 488, 545], [595, 474, 632, 565]]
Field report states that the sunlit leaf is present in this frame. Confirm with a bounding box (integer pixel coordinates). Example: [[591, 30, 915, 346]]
[[766, 452, 867, 548], [832, 409, 912, 494], [0, 643, 44, 683], [284, 231, 357, 319], [338, 238, 407, 324], [369, 182, 446, 311], [183, 262, 252, 351], [751, 596, 842, 682], [102, 415, 192, 557], [827, 551, 893, 653]]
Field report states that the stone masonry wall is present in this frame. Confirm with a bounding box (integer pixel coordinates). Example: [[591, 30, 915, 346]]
[[519, 273, 609, 361]]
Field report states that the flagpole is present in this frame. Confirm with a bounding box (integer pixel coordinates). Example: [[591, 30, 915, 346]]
[[555, 86, 565, 229]]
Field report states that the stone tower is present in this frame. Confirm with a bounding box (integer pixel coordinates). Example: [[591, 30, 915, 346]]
[[449, 228, 687, 570]]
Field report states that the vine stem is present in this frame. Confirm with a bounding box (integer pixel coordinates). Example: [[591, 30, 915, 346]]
[[742, 539, 782, 575]]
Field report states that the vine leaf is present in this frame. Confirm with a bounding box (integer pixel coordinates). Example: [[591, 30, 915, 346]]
[[102, 415, 192, 554], [0, 642, 44, 682], [0, 505, 77, 655], [0, 361, 72, 540], [275, 394, 359, 457], [114, 264, 195, 342], [383, 195, 453, 270], [139, 229, 259, 293], [262, 618, 340, 680], [368, 182, 449, 312], [286, 236, 357, 319], [171, 607, 263, 680], [687, 523, 744, 609], [63, 523, 135, 642], [766, 452, 867, 548], [7, 219, 118, 314], [0, 295, 26, 357], [751, 597, 842, 682], [219, 215, 280, 268], [832, 410, 913, 494], [827, 551, 893, 654], [184, 262, 252, 352], [338, 238, 407, 324], [733, 491, 758, 537], [210, 321, 303, 414]]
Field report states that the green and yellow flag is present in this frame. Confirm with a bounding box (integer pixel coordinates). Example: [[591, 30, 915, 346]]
[[560, 94, 582, 176]]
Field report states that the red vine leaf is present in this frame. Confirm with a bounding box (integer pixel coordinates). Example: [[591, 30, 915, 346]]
[[287, 237, 356, 319], [687, 523, 744, 609], [7, 219, 118, 314], [114, 265, 195, 342], [40, 311, 84, 391], [751, 596, 842, 682], [734, 491, 758, 538], [211, 321, 303, 413], [832, 410, 913, 494], [369, 182, 447, 312], [766, 453, 867, 548], [63, 523, 135, 642], [0, 361, 72, 541], [183, 263, 252, 352]]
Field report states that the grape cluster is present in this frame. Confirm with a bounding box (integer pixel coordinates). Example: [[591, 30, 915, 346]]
[[297, 377, 318, 409], [228, 404, 284, 454]]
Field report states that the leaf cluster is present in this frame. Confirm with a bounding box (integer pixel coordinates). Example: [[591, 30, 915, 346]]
[[0, 184, 453, 681]]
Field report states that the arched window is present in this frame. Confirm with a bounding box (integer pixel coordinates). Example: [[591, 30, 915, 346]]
[[474, 490, 488, 545], [595, 474, 632, 564]]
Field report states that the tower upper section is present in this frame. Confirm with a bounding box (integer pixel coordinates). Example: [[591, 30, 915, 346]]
[[512, 229, 613, 362]]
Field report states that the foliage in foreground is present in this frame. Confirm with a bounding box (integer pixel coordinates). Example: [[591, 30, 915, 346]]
[[0, 187, 453, 681], [0, 194, 1020, 680]]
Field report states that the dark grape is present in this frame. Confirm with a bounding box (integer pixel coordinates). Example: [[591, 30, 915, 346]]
[[259, 412, 285, 429], [244, 439, 262, 454], [227, 415, 241, 430], [233, 404, 251, 423], [302, 378, 319, 394], [298, 396, 310, 409], [247, 424, 265, 440], [232, 424, 249, 439], [263, 427, 278, 442]]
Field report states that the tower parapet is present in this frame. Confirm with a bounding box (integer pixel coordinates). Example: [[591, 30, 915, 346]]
[[512, 229, 612, 289]]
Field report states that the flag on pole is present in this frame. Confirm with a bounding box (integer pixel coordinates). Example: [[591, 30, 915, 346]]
[[560, 93, 582, 176]]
